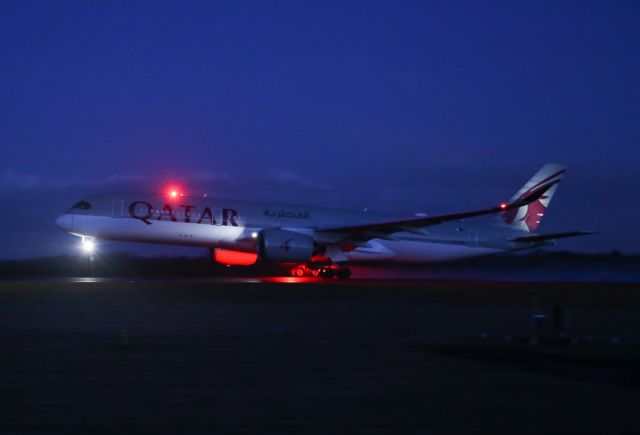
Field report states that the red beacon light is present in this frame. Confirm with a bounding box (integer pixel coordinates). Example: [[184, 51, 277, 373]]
[[500, 202, 508, 209], [165, 186, 185, 200]]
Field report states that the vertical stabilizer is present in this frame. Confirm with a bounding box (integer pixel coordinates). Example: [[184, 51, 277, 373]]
[[501, 164, 565, 233]]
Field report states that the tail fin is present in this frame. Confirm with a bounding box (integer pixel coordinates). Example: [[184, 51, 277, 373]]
[[500, 164, 565, 233]]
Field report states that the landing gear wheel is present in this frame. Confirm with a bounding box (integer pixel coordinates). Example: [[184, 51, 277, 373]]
[[337, 267, 351, 279], [311, 269, 320, 277], [320, 268, 335, 279], [292, 267, 305, 277]]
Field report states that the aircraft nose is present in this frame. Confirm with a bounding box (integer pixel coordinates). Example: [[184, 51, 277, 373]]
[[55, 214, 73, 231]]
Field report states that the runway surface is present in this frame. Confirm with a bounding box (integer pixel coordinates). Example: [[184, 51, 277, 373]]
[[1, 278, 639, 434]]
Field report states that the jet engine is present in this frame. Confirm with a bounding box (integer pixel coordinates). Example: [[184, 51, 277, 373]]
[[258, 229, 315, 262]]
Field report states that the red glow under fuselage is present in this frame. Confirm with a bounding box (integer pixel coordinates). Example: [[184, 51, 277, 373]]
[[213, 249, 258, 266]]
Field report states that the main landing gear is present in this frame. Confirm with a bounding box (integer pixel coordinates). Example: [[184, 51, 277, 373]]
[[290, 263, 351, 279]]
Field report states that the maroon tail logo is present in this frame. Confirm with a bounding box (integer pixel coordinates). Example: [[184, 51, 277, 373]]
[[503, 169, 563, 232], [503, 194, 548, 232]]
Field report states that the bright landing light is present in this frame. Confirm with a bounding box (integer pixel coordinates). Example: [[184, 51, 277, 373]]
[[81, 238, 96, 254]]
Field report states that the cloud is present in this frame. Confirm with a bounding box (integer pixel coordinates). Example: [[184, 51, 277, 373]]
[[266, 167, 334, 191], [105, 173, 147, 184], [0, 168, 126, 191], [0, 168, 235, 192], [1, 168, 40, 190], [189, 170, 232, 183]]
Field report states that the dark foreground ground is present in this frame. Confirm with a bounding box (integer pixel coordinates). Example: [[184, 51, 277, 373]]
[[1, 279, 639, 434]]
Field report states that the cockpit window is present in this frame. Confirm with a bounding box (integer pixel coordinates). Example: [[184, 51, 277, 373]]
[[73, 201, 92, 210]]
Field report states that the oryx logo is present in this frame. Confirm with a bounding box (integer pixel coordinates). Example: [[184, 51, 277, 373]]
[[503, 194, 549, 232], [503, 169, 563, 232]]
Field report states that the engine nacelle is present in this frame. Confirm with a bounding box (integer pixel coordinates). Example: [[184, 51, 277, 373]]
[[258, 229, 315, 262]]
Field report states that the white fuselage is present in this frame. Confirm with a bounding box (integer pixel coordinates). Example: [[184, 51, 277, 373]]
[[55, 192, 528, 264]]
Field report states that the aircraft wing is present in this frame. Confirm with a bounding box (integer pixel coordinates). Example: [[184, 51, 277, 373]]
[[317, 179, 557, 240]]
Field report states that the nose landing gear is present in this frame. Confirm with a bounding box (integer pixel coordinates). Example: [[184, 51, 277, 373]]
[[290, 263, 351, 279]]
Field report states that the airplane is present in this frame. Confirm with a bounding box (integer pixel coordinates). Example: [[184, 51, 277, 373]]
[[55, 164, 593, 278]]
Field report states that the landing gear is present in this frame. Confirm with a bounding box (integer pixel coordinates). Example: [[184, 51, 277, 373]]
[[290, 263, 351, 279], [319, 267, 335, 279], [336, 267, 351, 279]]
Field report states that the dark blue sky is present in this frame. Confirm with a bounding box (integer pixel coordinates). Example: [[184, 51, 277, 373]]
[[1, 0, 638, 258]]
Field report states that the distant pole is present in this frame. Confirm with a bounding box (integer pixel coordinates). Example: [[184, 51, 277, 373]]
[[529, 297, 547, 345], [553, 304, 565, 336]]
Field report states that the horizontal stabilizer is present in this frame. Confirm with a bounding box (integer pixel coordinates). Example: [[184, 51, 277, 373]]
[[511, 231, 597, 243]]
